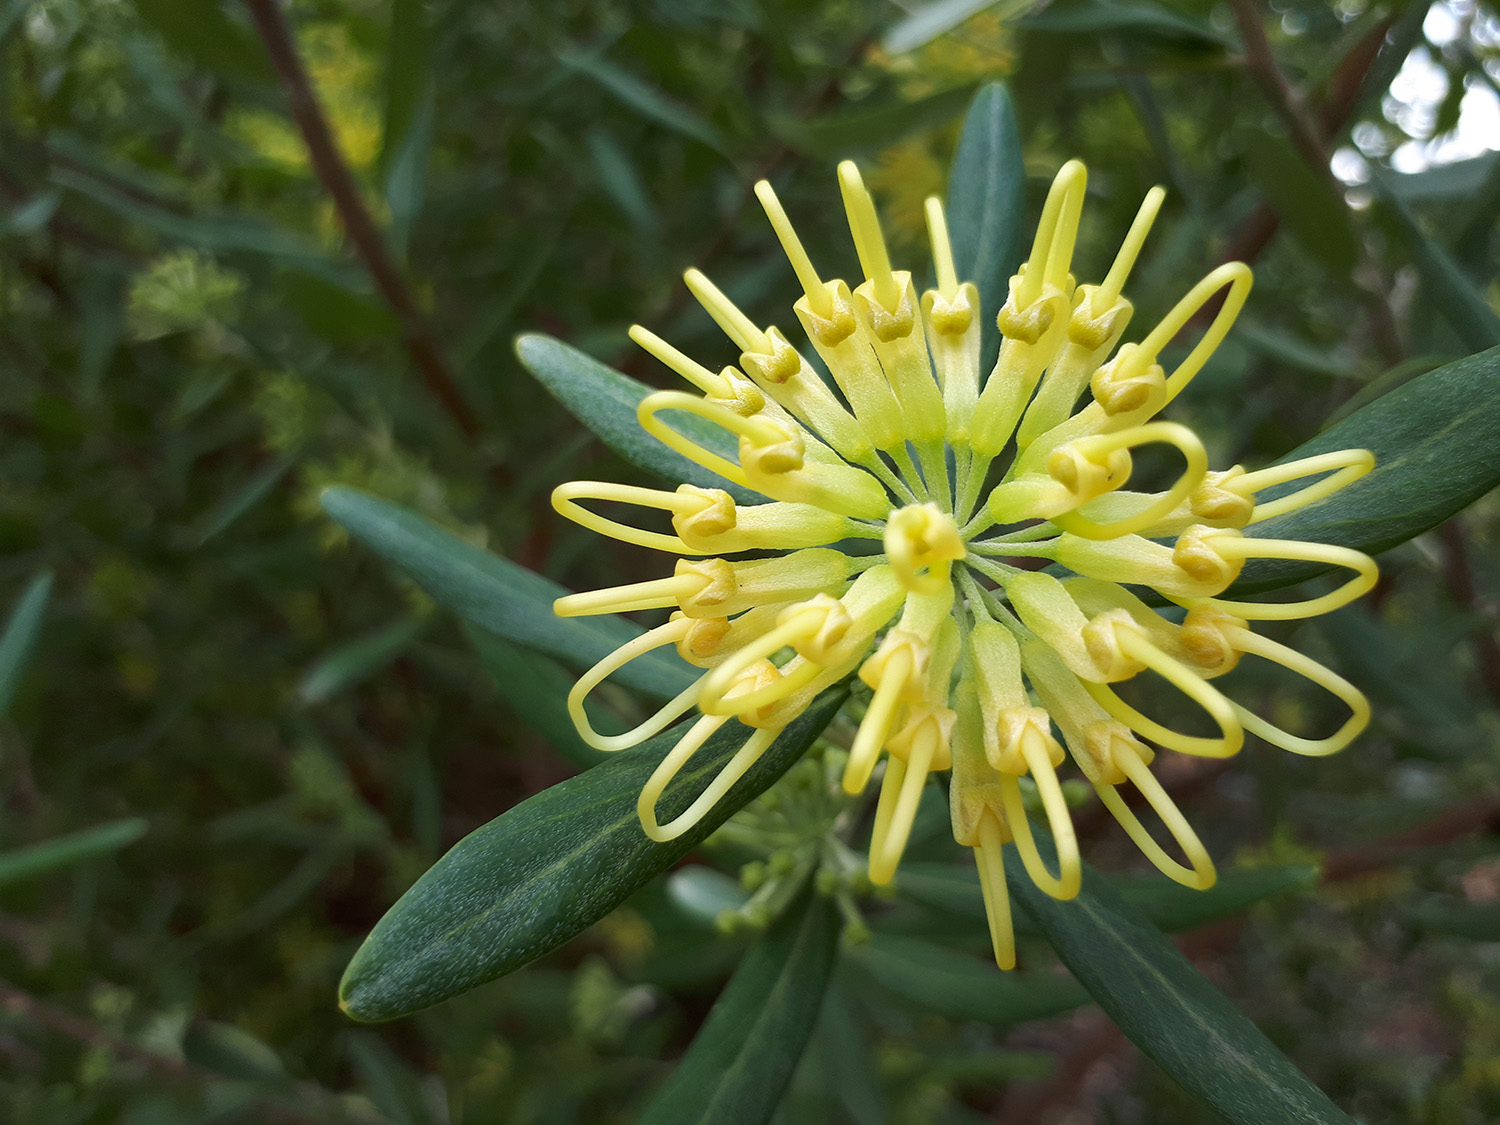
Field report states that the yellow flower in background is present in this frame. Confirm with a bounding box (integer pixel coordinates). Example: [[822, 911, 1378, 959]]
[[550, 159, 1377, 969]]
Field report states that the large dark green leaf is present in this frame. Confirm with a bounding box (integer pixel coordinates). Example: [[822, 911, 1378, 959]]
[[639, 890, 840, 1125], [515, 333, 758, 503], [1009, 842, 1348, 1124], [465, 624, 611, 770], [339, 692, 843, 1020], [0, 571, 52, 721], [849, 933, 1089, 1024], [321, 487, 695, 699], [1235, 345, 1500, 593], [946, 83, 1026, 375]]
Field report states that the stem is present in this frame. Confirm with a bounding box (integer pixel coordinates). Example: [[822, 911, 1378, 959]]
[[860, 452, 918, 505], [917, 441, 952, 513], [242, 0, 482, 443], [890, 444, 929, 501], [964, 553, 1028, 585], [956, 449, 993, 523], [1228, 0, 1403, 365], [967, 538, 1059, 558], [978, 520, 1062, 544]]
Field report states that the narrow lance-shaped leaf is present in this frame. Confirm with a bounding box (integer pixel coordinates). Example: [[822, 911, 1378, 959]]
[[0, 818, 149, 888], [639, 890, 840, 1125], [1234, 344, 1500, 594], [339, 692, 845, 1021], [1375, 179, 1500, 354], [1008, 838, 1349, 1125], [555, 49, 728, 154], [771, 84, 977, 159], [516, 333, 759, 503], [0, 571, 53, 721], [321, 487, 694, 700], [298, 618, 426, 705], [946, 82, 1025, 375], [849, 932, 1089, 1025], [884, 0, 1035, 55]]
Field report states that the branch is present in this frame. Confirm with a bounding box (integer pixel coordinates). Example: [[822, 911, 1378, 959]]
[[1323, 793, 1500, 882], [0, 981, 393, 1125], [1227, 0, 1404, 367], [242, 0, 480, 442], [1231, 0, 1329, 176]]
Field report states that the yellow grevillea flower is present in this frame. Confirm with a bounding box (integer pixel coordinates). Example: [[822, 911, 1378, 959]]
[[551, 159, 1377, 969]]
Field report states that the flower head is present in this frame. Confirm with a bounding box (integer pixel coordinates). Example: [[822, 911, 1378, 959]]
[[551, 158, 1376, 968]]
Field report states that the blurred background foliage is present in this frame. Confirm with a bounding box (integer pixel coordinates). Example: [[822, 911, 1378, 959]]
[[2, 0, 1499, 1121]]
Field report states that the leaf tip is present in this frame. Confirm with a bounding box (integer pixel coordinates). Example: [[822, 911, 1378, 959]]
[[318, 485, 361, 523], [513, 332, 555, 369]]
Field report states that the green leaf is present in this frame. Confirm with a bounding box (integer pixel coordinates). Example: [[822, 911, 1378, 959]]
[[770, 84, 977, 159], [586, 127, 658, 235], [51, 166, 348, 277], [1235, 345, 1500, 593], [946, 83, 1025, 375], [298, 618, 426, 705], [1, 189, 61, 235], [640, 891, 840, 1125], [1107, 864, 1318, 932], [884, 0, 1033, 55], [0, 818, 149, 887], [277, 269, 398, 346], [849, 933, 1089, 1024], [0, 571, 53, 721], [132, 0, 274, 84], [465, 624, 611, 770], [321, 487, 695, 700], [1376, 181, 1500, 354], [380, 0, 432, 175], [515, 333, 759, 503], [1347, 1, 1431, 126], [1009, 842, 1349, 1124], [181, 1021, 286, 1083], [380, 0, 434, 256], [557, 49, 727, 154], [192, 457, 294, 545], [1016, 0, 1230, 45], [897, 861, 1315, 934], [338, 692, 844, 1020], [1240, 131, 1357, 273]]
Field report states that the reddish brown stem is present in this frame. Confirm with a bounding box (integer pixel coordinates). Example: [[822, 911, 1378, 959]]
[[242, 0, 480, 443]]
